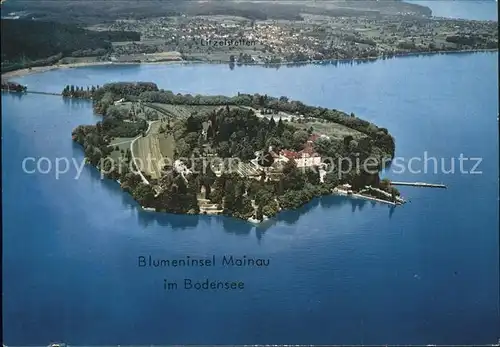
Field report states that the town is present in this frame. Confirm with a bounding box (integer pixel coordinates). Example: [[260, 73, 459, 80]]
[[84, 14, 498, 65]]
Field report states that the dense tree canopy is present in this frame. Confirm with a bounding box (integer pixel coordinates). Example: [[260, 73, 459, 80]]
[[1, 19, 140, 72]]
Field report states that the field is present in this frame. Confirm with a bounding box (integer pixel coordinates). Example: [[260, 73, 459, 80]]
[[108, 139, 133, 162], [290, 120, 365, 141], [150, 104, 193, 119], [132, 121, 167, 179], [150, 103, 229, 119], [113, 52, 182, 63], [158, 133, 175, 159], [58, 56, 104, 65], [109, 137, 135, 145]]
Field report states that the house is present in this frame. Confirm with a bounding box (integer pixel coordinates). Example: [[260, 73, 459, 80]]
[[280, 147, 322, 168], [281, 134, 322, 168], [335, 183, 353, 195], [265, 134, 324, 169]]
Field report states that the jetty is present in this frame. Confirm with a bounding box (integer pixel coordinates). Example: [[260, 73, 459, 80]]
[[390, 181, 446, 188]]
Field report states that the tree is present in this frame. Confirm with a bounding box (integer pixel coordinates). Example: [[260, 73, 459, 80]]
[[256, 129, 266, 149], [379, 178, 391, 190], [210, 176, 226, 203], [256, 203, 264, 221], [269, 117, 276, 129], [125, 149, 132, 163], [276, 118, 285, 135], [200, 165, 217, 199], [305, 167, 320, 185], [281, 160, 304, 191], [218, 141, 231, 158], [133, 183, 155, 206], [292, 130, 309, 150], [223, 179, 236, 212], [184, 132, 199, 148], [343, 135, 354, 148], [175, 139, 191, 158], [314, 137, 332, 156], [262, 199, 279, 217]]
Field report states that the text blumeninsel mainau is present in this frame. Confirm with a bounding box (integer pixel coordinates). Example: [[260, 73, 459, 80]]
[[138, 255, 270, 267]]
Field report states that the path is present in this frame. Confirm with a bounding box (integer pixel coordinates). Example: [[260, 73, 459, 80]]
[[107, 139, 134, 147]]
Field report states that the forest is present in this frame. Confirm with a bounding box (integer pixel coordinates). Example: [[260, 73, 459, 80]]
[[172, 106, 298, 160], [1, 19, 140, 72]]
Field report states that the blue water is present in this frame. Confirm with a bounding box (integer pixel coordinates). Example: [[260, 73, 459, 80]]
[[2, 52, 499, 345], [406, 0, 498, 21]]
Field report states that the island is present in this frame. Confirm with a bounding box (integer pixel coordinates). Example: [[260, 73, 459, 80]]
[[67, 81, 403, 222]]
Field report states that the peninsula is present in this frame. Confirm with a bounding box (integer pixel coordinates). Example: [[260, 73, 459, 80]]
[[68, 82, 402, 222]]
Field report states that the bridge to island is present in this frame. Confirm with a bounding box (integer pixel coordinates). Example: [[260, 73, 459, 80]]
[[1, 89, 63, 96], [27, 91, 62, 96]]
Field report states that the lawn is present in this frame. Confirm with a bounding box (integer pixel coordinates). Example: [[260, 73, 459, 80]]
[[108, 138, 133, 162], [150, 103, 244, 119], [290, 120, 365, 141], [158, 133, 175, 159]]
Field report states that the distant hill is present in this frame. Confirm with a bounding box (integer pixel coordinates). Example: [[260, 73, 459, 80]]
[[1, 0, 432, 24]]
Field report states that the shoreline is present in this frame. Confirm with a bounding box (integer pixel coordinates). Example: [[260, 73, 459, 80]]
[[2, 48, 497, 79], [136, 190, 401, 224]]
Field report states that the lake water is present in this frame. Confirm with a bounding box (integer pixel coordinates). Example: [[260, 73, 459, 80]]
[[406, 0, 498, 21], [2, 52, 499, 345]]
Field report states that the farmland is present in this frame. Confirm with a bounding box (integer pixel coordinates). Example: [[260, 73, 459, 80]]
[[130, 121, 159, 179]]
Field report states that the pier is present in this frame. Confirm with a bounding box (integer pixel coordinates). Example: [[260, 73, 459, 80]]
[[390, 181, 446, 188]]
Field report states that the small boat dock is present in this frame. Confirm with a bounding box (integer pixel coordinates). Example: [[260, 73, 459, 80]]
[[390, 181, 446, 188]]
